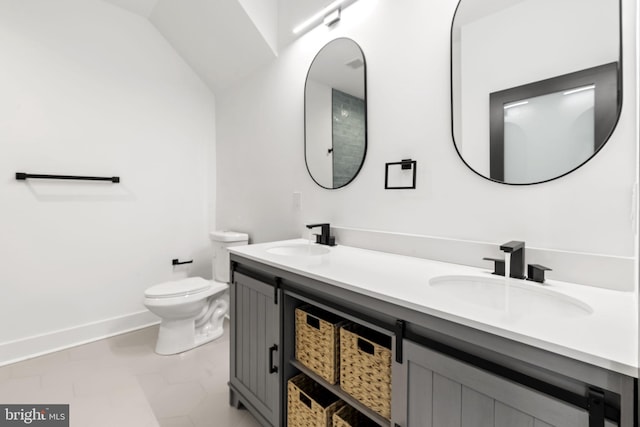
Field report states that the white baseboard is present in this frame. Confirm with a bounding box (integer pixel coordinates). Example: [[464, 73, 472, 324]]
[[0, 310, 160, 367]]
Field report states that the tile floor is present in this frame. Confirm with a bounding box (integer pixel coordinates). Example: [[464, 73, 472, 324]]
[[0, 322, 261, 427]]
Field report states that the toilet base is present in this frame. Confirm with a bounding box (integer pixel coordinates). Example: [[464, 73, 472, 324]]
[[155, 320, 225, 355], [146, 283, 229, 355], [195, 325, 224, 347]]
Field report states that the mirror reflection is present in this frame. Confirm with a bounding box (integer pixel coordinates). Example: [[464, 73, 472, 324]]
[[451, 0, 621, 184], [305, 38, 367, 189]]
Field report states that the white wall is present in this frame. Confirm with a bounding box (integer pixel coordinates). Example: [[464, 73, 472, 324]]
[[216, 0, 637, 275], [0, 0, 216, 363], [149, 0, 276, 94]]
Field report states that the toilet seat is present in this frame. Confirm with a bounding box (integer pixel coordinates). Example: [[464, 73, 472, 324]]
[[145, 277, 213, 299]]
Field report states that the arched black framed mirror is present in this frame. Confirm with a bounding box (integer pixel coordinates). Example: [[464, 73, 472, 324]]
[[451, 0, 622, 185], [305, 38, 367, 189]]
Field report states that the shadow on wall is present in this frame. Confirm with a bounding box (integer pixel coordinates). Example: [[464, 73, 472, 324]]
[[21, 180, 137, 202]]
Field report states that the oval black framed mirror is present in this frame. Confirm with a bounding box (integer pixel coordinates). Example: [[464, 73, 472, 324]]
[[305, 38, 367, 189], [451, 0, 621, 185]]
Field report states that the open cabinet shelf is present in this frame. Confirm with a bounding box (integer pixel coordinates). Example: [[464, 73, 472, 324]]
[[283, 289, 393, 427], [289, 359, 391, 427]]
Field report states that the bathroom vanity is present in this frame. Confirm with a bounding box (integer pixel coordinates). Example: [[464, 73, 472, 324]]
[[227, 240, 637, 427]]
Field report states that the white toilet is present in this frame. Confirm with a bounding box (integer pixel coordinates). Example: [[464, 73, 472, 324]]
[[144, 231, 249, 355]]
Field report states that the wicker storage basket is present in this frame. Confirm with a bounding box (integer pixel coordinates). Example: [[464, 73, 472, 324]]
[[296, 305, 349, 384], [339, 324, 392, 420], [332, 404, 379, 427], [288, 373, 346, 427]]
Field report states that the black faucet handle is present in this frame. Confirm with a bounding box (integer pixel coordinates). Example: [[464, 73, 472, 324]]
[[313, 234, 336, 246], [483, 257, 505, 276], [527, 264, 552, 284]]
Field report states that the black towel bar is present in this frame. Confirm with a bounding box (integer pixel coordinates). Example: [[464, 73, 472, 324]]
[[172, 259, 193, 266], [16, 172, 120, 183]]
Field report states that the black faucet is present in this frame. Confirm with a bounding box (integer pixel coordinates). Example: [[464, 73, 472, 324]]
[[500, 240, 525, 279], [306, 223, 336, 246]]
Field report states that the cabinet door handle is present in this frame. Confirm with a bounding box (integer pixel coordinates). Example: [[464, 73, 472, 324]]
[[268, 344, 278, 373]]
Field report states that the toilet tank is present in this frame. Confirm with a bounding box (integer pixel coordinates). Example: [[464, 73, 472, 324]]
[[210, 231, 249, 283]]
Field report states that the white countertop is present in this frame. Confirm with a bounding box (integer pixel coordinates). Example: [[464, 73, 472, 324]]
[[230, 239, 638, 377]]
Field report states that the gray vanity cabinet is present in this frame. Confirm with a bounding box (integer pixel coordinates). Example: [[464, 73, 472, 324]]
[[392, 339, 617, 427], [228, 256, 632, 427], [229, 272, 281, 427]]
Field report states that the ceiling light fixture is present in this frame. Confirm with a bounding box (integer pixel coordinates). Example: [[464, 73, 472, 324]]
[[563, 85, 596, 95], [293, 0, 356, 35], [504, 101, 529, 109]]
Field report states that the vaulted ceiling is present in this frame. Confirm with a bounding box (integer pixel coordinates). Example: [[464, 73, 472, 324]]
[[101, 0, 333, 93]]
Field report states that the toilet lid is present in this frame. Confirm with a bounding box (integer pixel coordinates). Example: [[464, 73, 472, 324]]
[[145, 277, 212, 298]]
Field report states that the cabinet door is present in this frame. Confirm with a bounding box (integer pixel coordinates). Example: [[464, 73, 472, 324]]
[[392, 340, 610, 427], [230, 272, 280, 426]]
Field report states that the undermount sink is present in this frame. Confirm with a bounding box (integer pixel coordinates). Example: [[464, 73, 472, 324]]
[[266, 243, 330, 257], [429, 275, 592, 317]]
